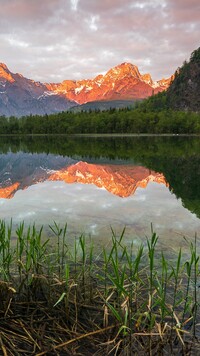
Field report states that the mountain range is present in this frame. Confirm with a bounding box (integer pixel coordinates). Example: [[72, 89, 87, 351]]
[[0, 62, 172, 117]]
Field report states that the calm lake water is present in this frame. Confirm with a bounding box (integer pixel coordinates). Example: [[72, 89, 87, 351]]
[[0, 135, 200, 253]]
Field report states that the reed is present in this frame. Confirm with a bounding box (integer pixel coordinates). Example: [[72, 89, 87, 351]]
[[192, 234, 199, 337], [0, 219, 199, 355], [0, 220, 13, 280]]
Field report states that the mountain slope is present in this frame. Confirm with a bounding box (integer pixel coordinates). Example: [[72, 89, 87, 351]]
[[0, 63, 76, 117], [166, 47, 200, 111], [70, 100, 136, 112]]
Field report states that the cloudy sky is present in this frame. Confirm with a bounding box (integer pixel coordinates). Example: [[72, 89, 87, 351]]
[[0, 0, 199, 83]]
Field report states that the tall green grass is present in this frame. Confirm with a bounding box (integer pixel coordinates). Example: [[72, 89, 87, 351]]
[[0, 219, 199, 352]]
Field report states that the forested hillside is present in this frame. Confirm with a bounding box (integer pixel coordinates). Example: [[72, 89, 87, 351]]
[[138, 47, 200, 112], [167, 47, 200, 111]]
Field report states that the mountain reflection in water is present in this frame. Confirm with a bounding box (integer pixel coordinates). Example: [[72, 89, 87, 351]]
[[49, 162, 167, 197], [0, 161, 167, 198], [0, 183, 20, 199], [0, 135, 200, 251]]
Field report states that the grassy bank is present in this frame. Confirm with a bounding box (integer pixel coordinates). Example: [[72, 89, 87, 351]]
[[0, 220, 200, 355]]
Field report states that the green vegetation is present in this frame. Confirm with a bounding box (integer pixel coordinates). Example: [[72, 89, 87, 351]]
[[140, 47, 200, 113], [0, 220, 200, 354], [70, 99, 136, 112], [167, 48, 200, 111], [0, 107, 199, 135]]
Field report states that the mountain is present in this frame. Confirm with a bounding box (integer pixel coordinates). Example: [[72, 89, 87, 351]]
[[0, 63, 76, 117], [0, 62, 172, 117], [166, 47, 200, 111], [47, 62, 172, 104]]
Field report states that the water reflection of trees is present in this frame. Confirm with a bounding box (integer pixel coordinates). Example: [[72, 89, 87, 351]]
[[0, 135, 200, 217]]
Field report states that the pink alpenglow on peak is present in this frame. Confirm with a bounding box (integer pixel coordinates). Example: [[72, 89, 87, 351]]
[[0, 62, 173, 116]]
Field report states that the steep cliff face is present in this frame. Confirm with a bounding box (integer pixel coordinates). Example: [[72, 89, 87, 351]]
[[166, 47, 200, 111], [48, 161, 167, 197]]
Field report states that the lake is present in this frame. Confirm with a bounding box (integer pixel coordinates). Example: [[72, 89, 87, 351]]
[[0, 135, 200, 254]]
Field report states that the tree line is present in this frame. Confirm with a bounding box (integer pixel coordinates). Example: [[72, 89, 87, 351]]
[[0, 106, 200, 135]]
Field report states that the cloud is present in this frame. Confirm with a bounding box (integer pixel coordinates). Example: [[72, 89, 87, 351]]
[[0, 0, 199, 82], [86, 15, 100, 31], [0, 0, 60, 26], [71, 0, 79, 11]]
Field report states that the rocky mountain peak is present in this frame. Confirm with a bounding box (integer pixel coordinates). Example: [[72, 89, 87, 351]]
[[141, 73, 153, 86], [0, 62, 14, 82], [105, 62, 141, 80], [0, 63, 9, 70]]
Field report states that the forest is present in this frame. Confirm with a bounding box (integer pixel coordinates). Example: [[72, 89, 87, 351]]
[[0, 106, 199, 135]]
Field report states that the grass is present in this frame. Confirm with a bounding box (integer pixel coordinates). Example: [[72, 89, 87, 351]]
[[0, 220, 200, 355]]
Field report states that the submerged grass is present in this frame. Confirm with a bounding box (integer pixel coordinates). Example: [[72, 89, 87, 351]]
[[0, 220, 200, 355]]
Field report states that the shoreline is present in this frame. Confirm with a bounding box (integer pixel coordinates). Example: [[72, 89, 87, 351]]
[[0, 132, 200, 137]]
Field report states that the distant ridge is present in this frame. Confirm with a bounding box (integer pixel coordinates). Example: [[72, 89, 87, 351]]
[[70, 100, 136, 112]]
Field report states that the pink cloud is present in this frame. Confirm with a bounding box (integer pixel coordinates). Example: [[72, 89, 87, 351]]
[[0, 0, 198, 82]]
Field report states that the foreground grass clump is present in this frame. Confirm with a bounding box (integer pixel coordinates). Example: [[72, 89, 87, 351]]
[[0, 220, 200, 355]]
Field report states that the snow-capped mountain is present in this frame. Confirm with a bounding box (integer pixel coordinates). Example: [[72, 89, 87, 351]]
[[0, 62, 173, 117], [47, 62, 173, 104]]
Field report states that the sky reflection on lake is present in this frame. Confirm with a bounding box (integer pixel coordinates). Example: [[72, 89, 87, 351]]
[[1, 179, 200, 254]]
